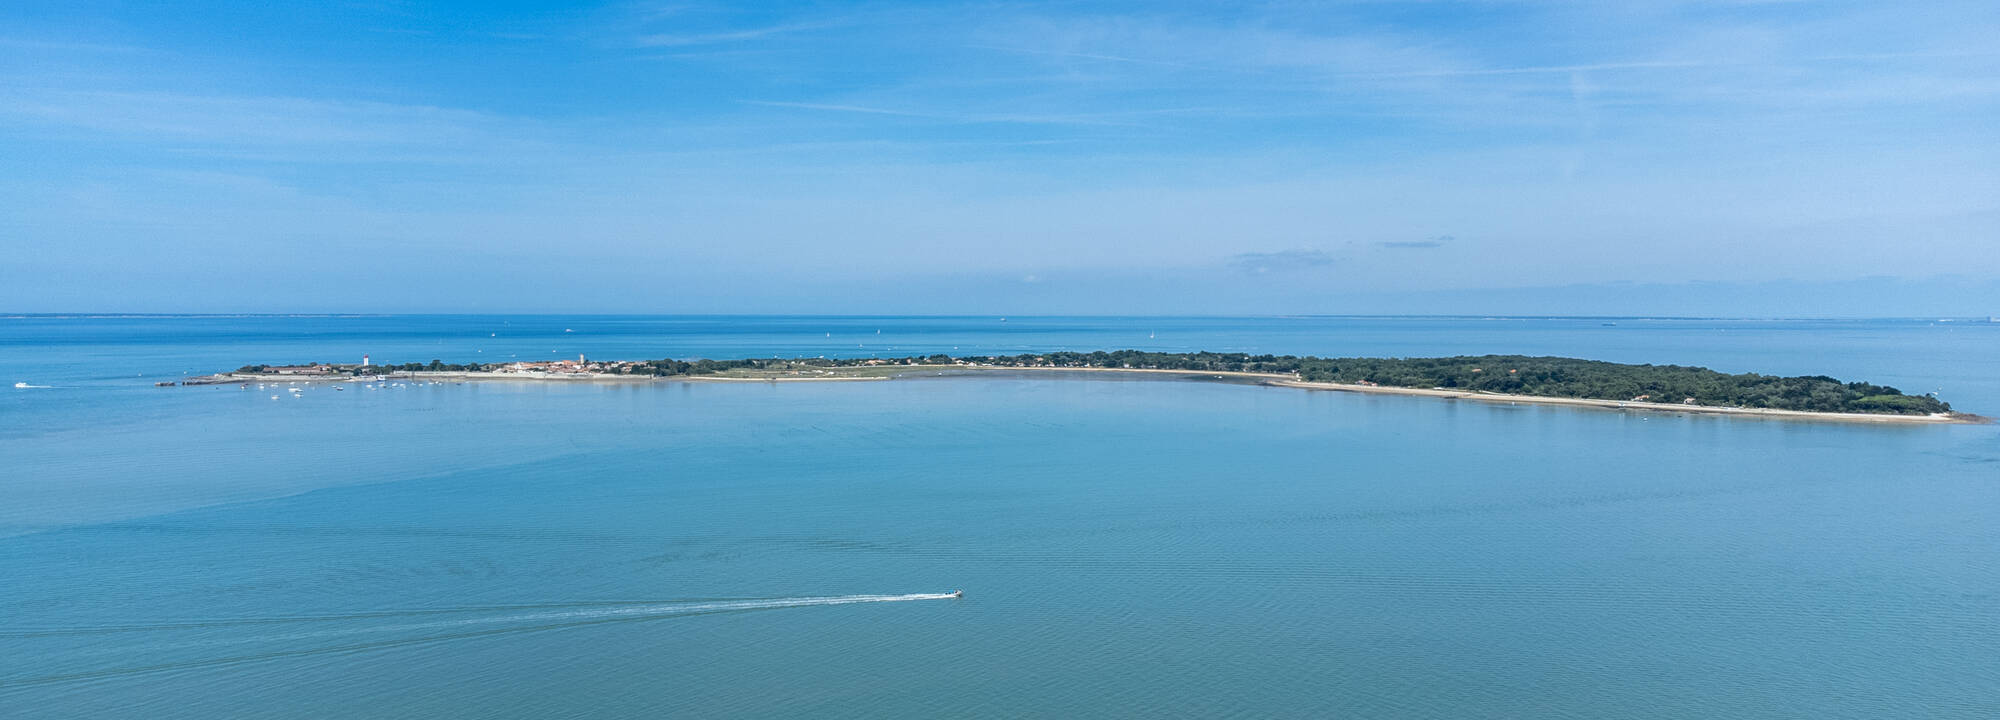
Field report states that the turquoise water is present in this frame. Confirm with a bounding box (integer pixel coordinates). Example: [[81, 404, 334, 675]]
[[3, 316, 1998, 717]]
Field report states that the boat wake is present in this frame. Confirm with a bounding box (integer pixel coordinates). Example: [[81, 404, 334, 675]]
[[0, 593, 960, 690]]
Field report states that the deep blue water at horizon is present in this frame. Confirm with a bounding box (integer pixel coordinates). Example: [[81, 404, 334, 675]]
[[3, 316, 1998, 717]]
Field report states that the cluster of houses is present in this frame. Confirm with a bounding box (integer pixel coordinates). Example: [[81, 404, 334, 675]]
[[246, 354, 632, 378], [258, 364, 336, 376], [496, 355, 613, 376]]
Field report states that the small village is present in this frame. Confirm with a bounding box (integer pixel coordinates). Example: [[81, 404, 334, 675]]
[[169, 352, 928, 386], [175, 354, 637, 384]]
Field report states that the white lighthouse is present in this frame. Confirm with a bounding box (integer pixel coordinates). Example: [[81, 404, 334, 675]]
[[362, 354, 371, 367]]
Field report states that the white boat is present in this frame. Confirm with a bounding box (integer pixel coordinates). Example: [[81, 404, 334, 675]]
[[13, 382, 27, 388]]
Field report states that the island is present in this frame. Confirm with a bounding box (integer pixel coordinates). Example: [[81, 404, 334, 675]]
[[174, 351, 1982, 424]]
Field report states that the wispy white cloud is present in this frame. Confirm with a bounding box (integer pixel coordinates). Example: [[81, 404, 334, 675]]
[[1230, 249, 1338, 274], [0, 36, 148, 53], [1380, 236, 1451, 250], [966, 44, 1197, 69], [741, 100, 936, 118], [1341, 59, 1718, 79], [1339, 49, 2000, 80], [0, 86, 576, 172], [636, 21, 834, 47], [740, 99, 1160, 127]]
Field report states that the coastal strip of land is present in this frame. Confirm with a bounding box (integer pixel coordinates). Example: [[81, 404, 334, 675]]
[[175, 352, 1986, 425], [1265, 378, 1971, 423], [913, 366, 1979, 424]]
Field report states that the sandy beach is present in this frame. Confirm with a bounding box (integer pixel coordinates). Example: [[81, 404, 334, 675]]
[[933, 365, 1985, 425]]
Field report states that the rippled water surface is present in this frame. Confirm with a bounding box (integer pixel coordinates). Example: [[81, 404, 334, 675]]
[[3, 316, 1998, 717]]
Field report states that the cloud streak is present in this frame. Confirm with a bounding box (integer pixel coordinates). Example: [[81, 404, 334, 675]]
[[635, 21, 835, 47], [966, 44, 1197, 69], [1379, 236, 1452, 250], [1230, 250, 1338, 274], [740, 99, 1157, 127]]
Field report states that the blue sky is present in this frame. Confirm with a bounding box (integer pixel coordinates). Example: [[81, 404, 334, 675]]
[[3, 1, 1996, 315]]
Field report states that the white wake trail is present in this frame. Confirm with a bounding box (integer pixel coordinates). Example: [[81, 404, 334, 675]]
[[400, 593, 960, 631], [0, 594, 964, 690], [72, 593, 963, 655]]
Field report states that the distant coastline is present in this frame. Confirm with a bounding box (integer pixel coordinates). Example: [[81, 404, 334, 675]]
[[176, 352, 1985, 425]]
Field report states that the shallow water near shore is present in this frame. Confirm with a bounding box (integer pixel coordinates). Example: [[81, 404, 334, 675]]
[[3, 316, 1998, 717]]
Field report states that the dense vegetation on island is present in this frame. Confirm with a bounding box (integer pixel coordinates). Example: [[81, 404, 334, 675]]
[[236, 350, 1952, 415], [944, 352, 1948, 415]]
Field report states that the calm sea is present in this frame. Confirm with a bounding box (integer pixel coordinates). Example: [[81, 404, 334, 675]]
[[3, 316, 1997, 717]]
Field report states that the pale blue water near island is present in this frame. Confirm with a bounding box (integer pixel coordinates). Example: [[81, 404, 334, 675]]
[[3, 316, 1998, 717]]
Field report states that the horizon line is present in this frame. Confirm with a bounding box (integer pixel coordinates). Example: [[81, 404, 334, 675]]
[[6, 312, 1996, 322]]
